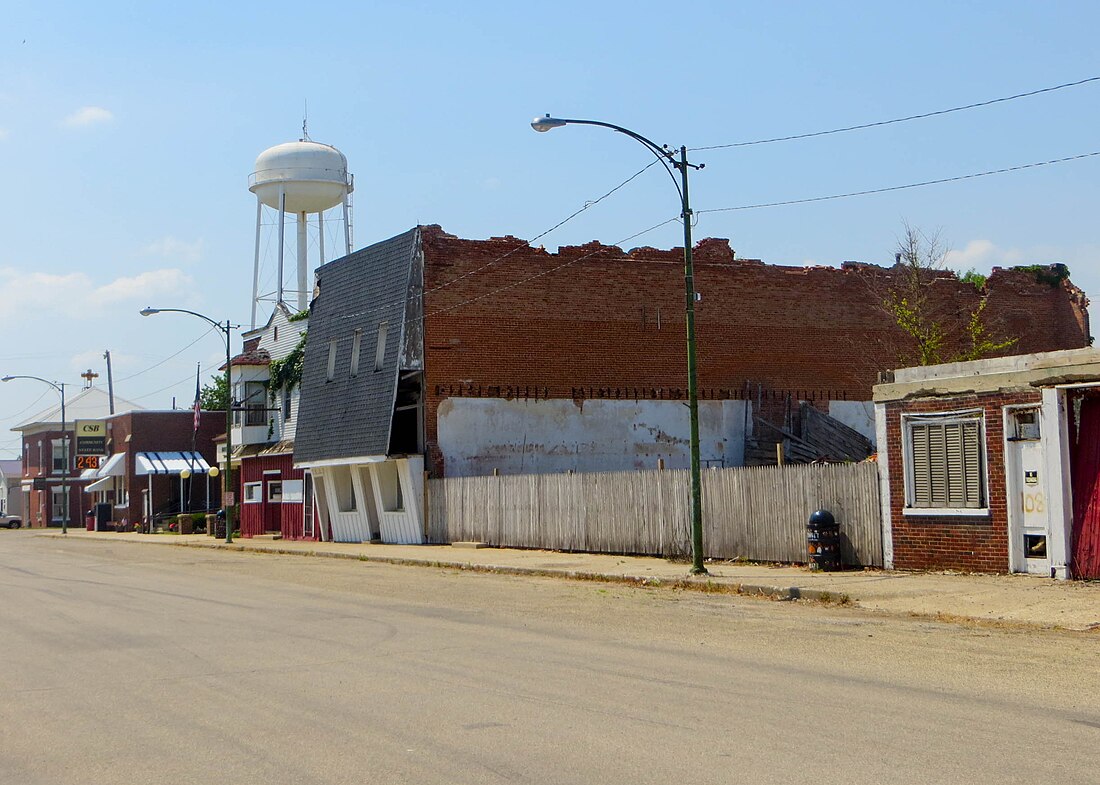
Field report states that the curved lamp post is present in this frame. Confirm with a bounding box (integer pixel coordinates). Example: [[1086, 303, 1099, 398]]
[[531, 114, 708, 574], [3, 375, 68, 533], [141, 307, 237, 543]]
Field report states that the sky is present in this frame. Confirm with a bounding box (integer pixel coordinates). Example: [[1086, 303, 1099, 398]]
[[2, 0, 1099, 458]]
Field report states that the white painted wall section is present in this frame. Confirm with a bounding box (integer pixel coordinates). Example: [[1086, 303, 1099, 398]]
[[437, 398, 750, 477], [828, 401, 877, 447]]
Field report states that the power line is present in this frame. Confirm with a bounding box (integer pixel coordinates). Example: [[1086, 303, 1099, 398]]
[[692, 75, 1100, 151], [418, 217, 681, 321], [130, 361, 222, 404], [697, 150, 1100, 214], [335, 161, 661, 323], [115, 326, 219, 382]]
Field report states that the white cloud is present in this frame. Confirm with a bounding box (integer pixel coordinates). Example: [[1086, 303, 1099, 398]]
[[944, 239, 1026, 271], [138, 236, 204, 264], [61, 106, 114, 128], [93, 269, 194, 305], [0, 266, 193, 319]]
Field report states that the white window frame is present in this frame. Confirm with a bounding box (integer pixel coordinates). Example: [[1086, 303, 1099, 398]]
[[50, 486, 68, 522], [243, 482, 262, 503], [902, 409, 989, 516], [282, 479, 303, 503], [51, 438, 69, 474]]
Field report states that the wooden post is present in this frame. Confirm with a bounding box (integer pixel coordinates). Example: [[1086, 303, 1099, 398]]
[[657, 457, 665, 471], [776, 442, 784, 466]]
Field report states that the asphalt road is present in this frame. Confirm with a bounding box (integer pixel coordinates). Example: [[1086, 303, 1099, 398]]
[[1, 532, 1098, 785]]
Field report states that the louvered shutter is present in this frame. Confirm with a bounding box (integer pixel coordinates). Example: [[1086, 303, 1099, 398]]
[[907, 416, 985, 509], [910, 424, 931, 506]]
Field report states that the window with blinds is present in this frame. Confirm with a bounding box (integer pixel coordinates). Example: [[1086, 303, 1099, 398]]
[[906, 416, 986, 510]]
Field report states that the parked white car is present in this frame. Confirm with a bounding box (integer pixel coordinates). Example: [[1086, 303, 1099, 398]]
[[1, 515, 22, 529]]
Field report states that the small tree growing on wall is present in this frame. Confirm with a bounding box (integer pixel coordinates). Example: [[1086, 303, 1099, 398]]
[[883, 222, 1017, 366]]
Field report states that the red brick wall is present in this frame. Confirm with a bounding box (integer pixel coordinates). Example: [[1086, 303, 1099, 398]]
[[418, 226, 1089, 476], [19, 428, 84, 528], [883, 390, 1042, 573], [104, 411, 224, 525]]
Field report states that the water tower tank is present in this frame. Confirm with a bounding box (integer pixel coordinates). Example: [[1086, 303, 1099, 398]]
[[249, 140, 352, 213]]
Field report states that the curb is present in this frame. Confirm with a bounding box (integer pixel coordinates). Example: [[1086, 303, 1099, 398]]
[[45, 533, 853, 605]]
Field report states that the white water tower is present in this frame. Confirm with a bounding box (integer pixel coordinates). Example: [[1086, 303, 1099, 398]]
[[248, 134, 353, 327]]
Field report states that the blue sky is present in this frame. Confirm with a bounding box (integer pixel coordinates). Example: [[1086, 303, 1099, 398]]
[[2, 1, 1099, 457]]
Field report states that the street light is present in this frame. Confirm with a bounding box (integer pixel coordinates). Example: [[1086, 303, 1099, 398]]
[[140, 307, 237, 544], [3, 375, 68, 533], [531, 114, 708, 575]]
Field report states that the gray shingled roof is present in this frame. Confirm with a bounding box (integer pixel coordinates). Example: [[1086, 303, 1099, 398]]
[[294, 227, 420, 464]]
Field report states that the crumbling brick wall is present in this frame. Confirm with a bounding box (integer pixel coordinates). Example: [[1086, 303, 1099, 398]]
[[418, 225, 1090, 475]]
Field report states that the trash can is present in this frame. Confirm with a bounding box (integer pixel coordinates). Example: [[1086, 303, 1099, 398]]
[[806, 509, 841, 571], [85, 509, 95, 531], [212, 510, 227, 539]]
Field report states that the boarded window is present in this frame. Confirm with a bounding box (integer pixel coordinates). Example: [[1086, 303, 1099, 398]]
[[326, 338, 338, 381], [350, 329, 363, 376], [906, 416, 985, 509], [374, 322, 388, 372]]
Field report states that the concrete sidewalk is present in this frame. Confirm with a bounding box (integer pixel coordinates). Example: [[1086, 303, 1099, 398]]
[[47, 530, 1100, 631]]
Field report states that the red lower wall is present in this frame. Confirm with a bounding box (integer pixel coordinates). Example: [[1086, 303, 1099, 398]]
[[238, 452, 316, 540]]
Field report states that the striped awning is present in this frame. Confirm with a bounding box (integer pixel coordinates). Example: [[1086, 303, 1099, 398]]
[[135, 451, 211, 476]]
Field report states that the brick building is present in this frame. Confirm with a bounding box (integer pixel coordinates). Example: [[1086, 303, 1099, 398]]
[[874, 348, 1100, 578], [12, 387, 141, 529], [82, 409, 223, 529], [294, 225, 1089, 543]]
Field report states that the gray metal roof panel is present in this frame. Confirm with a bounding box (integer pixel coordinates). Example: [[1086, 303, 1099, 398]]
[[293, 227, 420, 464]]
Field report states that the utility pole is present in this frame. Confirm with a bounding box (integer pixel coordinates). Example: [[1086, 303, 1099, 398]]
[[103, 351, 115, 414]]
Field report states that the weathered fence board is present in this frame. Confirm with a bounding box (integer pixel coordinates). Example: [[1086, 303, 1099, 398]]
[[427, 462, 882, 566]]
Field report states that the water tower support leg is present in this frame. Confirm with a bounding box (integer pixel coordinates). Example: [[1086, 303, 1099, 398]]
[[342, 194, 351, 256], [296, 211, 308, 312], [277, 188, 286, 305], [251, 199, 262, 329], [318, 210, 325, 267]]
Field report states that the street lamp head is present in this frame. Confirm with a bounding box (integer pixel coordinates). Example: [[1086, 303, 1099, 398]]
[[139, 307, 160, 317], [531, 114, 567, 133], [0, 376, 11, 383]]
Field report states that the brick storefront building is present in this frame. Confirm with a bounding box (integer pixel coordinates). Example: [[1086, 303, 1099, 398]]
[[874, 348, 1100, 578], [85, 410, 224, 528], [294, 225, 1090, 544]]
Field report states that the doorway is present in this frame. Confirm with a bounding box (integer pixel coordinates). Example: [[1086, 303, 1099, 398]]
[[1005, 406, 1051, 575], [263, 474, 282, 534], [1070, 392, 1100, 579]]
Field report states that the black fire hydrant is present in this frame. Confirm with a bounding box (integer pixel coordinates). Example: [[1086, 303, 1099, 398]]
[[806, 509, 841, 571]]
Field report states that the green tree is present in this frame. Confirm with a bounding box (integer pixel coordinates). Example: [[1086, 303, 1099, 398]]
[[199, 374, 229, 411], [883, 223, 1016, 366]]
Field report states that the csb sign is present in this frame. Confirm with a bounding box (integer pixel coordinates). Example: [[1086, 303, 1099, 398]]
[[74, 420, 107, 456]]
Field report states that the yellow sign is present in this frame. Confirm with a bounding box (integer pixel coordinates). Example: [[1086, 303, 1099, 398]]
[[74, 420, 107, 456]]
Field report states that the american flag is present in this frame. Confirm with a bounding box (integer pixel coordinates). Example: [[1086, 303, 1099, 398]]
[[192, 363, 201, 432]]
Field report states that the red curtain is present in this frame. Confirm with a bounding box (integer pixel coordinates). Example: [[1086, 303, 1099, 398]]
[[1071, 394, 1100, 579]]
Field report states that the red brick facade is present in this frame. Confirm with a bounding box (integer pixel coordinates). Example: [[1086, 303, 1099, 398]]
[[418, 226, 1089, 476], [883, 390, 1042, 572], [103, 411, 224, 526], [20, 427, 84, 528]]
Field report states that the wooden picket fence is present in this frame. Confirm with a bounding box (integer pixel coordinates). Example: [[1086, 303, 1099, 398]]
[[427, 462, 883, 566]]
